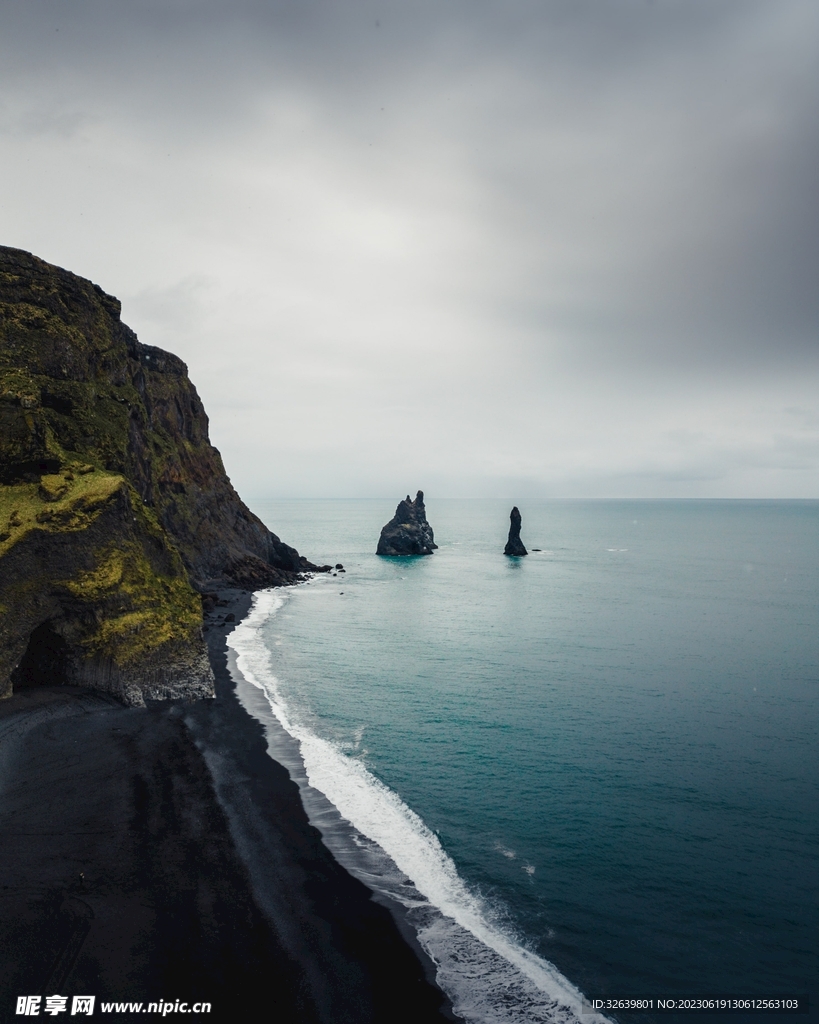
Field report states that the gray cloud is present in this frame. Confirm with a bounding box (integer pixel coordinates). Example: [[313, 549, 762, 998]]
[[0, 0, 816, 497]]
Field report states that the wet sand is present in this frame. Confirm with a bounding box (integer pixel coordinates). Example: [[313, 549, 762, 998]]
[[0, 589, 458, 1023]]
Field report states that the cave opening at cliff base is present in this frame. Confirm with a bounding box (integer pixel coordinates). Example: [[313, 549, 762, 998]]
[[10, 620, 72, 689]]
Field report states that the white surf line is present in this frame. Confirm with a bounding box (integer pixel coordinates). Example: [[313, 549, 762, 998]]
[[229, 589, 609, 1023]]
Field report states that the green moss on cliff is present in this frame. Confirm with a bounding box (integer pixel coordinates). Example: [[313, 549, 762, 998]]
[[0, 469, 209, 703], [0, 300, 93, 363], [62, 540, 201, 666], [0, 361, 138, 480], [0, 468, 123, 553]]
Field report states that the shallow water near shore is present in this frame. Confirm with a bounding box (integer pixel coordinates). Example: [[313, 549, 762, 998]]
[[230, 499, 818, 1024]]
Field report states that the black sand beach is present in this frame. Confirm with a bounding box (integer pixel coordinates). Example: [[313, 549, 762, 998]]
[[0, 590, 458, 1023]]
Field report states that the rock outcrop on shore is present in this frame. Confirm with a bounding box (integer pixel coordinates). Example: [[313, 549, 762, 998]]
[[0, 245, 325, 705], [376, 490, 437, 556], [504, 506, 528, 556]]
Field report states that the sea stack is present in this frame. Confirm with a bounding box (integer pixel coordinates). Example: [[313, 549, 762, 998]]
[[377, 490, 437, 556], [504, 506, 528, 556]]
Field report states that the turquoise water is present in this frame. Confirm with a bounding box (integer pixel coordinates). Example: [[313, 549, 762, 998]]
[[233, 499, 818, 1023]]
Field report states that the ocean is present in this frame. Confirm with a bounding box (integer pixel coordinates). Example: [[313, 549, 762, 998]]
[[228, 499, 818, 1024]]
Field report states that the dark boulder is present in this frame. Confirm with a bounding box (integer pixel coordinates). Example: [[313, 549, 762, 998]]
[[376, 491, 437, 556], [504, 506, 528, 556]]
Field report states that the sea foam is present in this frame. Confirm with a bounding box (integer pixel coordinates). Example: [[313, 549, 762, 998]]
[[229, 589, 607, 1024]]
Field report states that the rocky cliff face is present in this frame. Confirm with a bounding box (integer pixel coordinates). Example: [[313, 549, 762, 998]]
[[504, 506, 527, 556], [376, 491, 437, 556], [0, 245, 324, 705]]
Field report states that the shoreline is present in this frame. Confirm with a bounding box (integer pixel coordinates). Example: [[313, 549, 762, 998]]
[[197, 586, 461, 1023], [0, 586, 459, 1023], [219, 589, 459, 1010]]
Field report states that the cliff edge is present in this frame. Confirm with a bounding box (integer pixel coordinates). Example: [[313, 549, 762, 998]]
[[0, 246, 324, 706]]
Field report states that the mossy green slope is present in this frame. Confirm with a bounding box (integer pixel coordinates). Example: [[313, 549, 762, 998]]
[[0, 246, 321, 705]]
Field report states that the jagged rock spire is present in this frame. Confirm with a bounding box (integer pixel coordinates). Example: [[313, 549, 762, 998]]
[[504, 506, 527, 556], [376, 490, 437, 556]]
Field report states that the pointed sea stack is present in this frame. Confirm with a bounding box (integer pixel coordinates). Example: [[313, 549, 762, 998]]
[[504, 506, 528, 556], [377, 490, 437, 556]]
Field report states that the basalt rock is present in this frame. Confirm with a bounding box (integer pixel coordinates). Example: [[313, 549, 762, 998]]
[[376, 490, 437, 556], [504, 506, 528, 556], [0, 245, 326, 705]]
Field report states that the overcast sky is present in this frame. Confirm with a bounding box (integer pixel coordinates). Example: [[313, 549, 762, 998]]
[[1, 0, 817, 499]]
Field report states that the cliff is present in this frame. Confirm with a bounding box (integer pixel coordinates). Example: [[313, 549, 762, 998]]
[[0, 245, 324, 705], [376, 490, 437, 556]]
